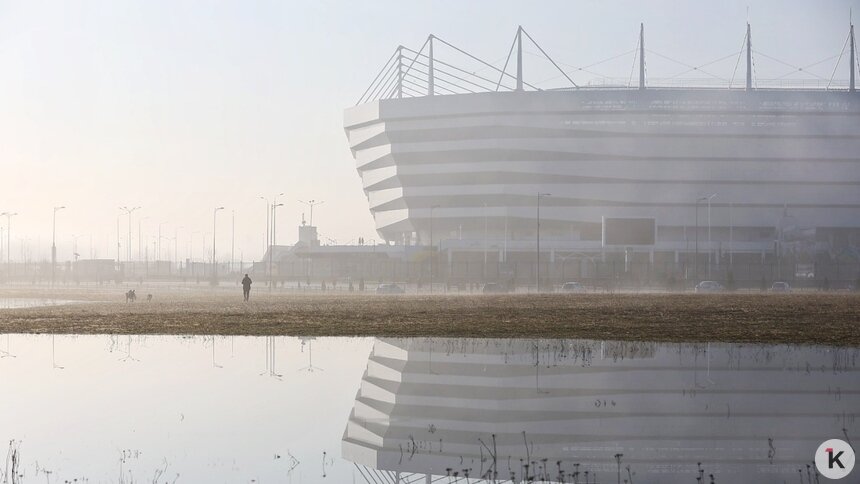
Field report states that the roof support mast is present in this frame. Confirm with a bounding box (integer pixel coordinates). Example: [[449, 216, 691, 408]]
[[396, 46, 404, 99], [428, 35, 435, 96], [516, 26, 524, 91], [745, 23, 753, 91], [639, 23, 646, 90], [850, 19, 855, 92]]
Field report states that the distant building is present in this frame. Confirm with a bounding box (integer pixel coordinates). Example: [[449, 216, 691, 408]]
[[72, 259, 119, 282]]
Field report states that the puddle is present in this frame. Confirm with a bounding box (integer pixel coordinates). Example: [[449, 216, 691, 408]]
[[0, 335, 857, 483], [0, 298, 81, 309]]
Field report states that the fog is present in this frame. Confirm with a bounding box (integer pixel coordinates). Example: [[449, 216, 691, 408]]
[[0, 0, 855, 264]]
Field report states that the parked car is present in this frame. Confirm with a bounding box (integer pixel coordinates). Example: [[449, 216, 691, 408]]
[[560, 282, 587, 293], [376, 284, 404, 294], [694, 281, 724, 293], [481, 283, 505, 294], [770, 281, 791, 293]]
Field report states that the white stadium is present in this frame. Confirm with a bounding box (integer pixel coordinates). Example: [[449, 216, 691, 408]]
[[342, 24, 860, 286]]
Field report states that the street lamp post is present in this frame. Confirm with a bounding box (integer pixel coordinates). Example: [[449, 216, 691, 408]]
[[298, 199, 324, 227], [158, 222, 168, 262], [189, 231, 199, 277], [52, 206, 66, 287], [138, 216, 149, 262], [483, 203, 488, 284], [119, 206, 140, 273], [271, 202, 284, 287], [297, 199, 323, 291], [272, 199, 284, 247], [202, 233, 209, 268], [695, 197, 705, 283], [212, 207, 225, 283], [729, 202, 734, 269], [71, 234, 86, 261], [259, 196, 271, 282], [705, 194, 717, 279], [429, 205, 440, 293], [116, 216, 121, 264], [536, 193, 551, 292], [158, 235, 171, 266], [261, 193, 284, 288], [1, 212, 17, 278], [174, 226, 184, 274]]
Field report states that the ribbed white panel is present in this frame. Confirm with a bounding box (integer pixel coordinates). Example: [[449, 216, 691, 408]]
[[344, 90, 860, 247]]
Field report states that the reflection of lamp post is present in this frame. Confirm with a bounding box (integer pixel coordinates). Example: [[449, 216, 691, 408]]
[[52, 334, 64, 370], [536, 193, 551, 292], [211, 336, 222, 369], [212, 207, 225, 282], [52, 206, 66, 287], [298, 338, 323, 372], [260, 336, 283, 378]]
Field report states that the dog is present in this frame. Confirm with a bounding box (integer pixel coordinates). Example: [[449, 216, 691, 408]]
[[146, 294, 153, 302], [125, 289, 137, 303]]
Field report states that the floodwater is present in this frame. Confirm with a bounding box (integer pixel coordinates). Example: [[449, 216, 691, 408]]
[[0, 336, 857, 484], [0, 298, 80, 309]]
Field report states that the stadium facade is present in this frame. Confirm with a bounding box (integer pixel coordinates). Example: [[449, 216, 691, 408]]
[[343, 25, 860, 284]]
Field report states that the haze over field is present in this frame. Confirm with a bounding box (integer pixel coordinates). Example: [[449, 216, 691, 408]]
[[0, 0, 855, 262]]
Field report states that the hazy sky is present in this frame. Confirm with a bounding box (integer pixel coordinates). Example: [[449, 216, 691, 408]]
[[0, 0, 856, 262]]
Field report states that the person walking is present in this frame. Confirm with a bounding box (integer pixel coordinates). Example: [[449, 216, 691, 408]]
[[242, 273, 253, 301]]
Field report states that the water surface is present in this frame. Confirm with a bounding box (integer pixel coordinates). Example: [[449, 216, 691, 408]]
[[0, 335, 856, 483], [0, 298, 80, 309]]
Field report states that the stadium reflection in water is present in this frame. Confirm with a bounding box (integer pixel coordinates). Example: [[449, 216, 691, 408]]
[[0, 336, 857, 483], [345, 339, 858, 484]]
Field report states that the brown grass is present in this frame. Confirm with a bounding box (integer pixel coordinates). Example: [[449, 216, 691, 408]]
[[1, 287, 858, 346]]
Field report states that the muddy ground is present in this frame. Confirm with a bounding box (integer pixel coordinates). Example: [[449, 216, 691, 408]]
[[0, 287, 857, 346]]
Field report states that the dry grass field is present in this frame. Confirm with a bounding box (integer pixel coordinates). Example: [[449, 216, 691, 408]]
[[1, 286, 858, 346]]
